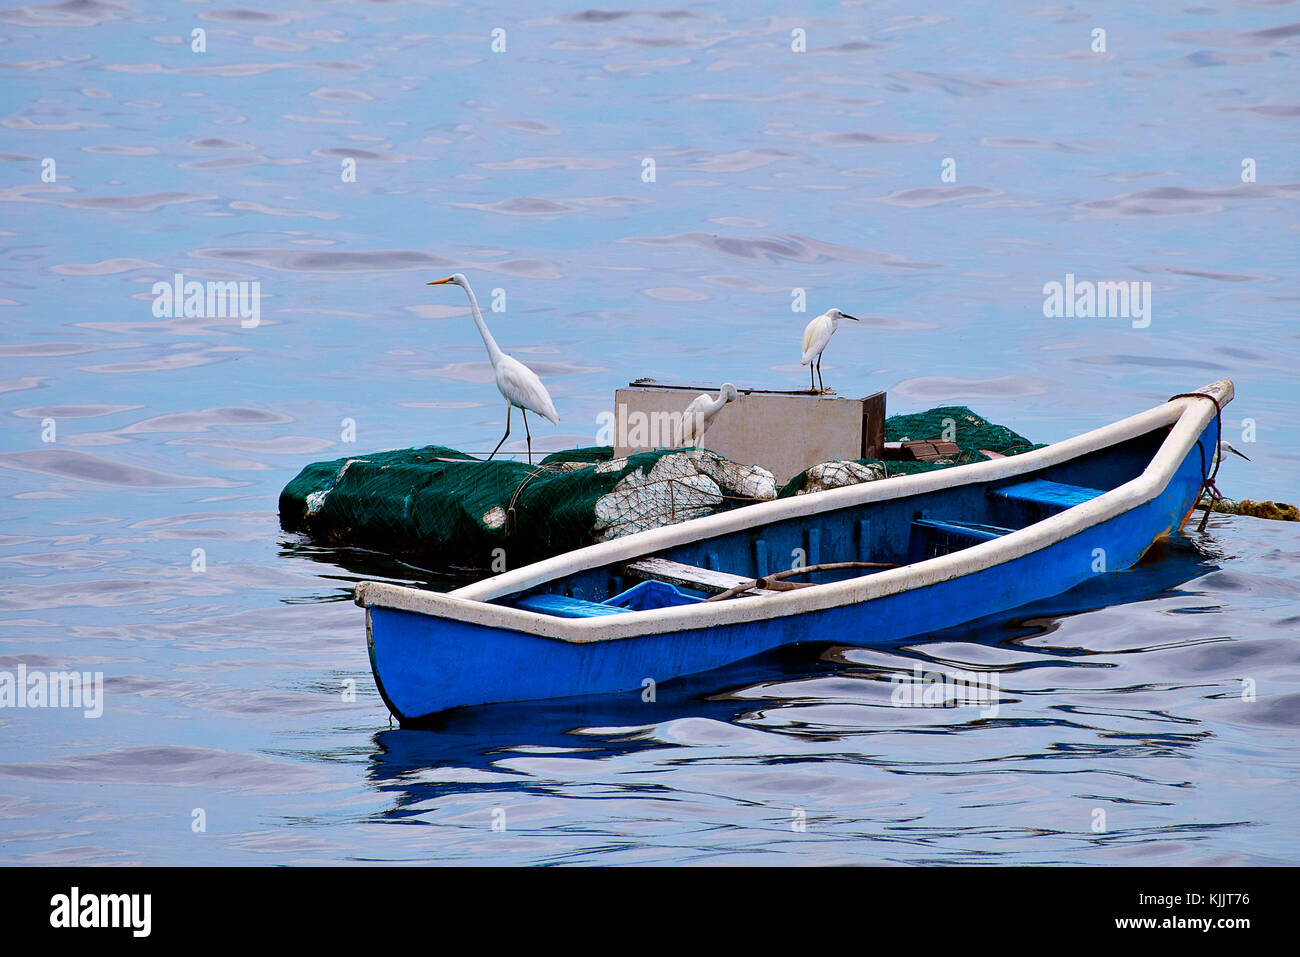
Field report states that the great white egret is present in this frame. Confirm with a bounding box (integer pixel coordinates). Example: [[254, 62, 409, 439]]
[[675, 382, 738, 448], [427, 273, 559, 464], [801, 307, 858, 392]]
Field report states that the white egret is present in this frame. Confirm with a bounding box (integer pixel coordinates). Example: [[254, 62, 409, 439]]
[[1219, 440, 1250, 464], [1197, 439, 1251, 531], [800, 307, 859, 392], [427, 273, 559, 464], [675, 382, 739, 448], [1207, 439, 1251, 476]]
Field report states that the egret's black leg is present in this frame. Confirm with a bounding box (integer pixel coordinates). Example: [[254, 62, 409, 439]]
[[488, 405, 511, 460], [809, 363, 816, 392], [816, 355, 825, 392], [523, 408, 533, 464]]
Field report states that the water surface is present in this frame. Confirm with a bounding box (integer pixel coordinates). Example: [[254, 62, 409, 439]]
[[1, 1, 1297, 865]]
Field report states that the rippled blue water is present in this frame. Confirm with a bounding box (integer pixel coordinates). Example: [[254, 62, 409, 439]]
[[1, 1, 1297, 865]]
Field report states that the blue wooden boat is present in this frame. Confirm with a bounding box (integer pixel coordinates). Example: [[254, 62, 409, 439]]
[[355, 380, 1233, 724]]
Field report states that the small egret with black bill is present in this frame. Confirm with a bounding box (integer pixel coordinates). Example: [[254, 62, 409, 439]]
[[801, 307, 859, 392], [675, 382, 739, 448]]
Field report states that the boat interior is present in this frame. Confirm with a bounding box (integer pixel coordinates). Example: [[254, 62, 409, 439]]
[[496, 423, 1179, 618]]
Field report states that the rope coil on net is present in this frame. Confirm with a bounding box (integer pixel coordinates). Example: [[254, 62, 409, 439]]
[[504, 461, 574, 536]]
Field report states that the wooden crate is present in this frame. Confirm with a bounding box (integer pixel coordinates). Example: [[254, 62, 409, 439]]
[[612, 380, 885, 485]]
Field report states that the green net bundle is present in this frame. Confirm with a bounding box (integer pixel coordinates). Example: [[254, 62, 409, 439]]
[[778, 405, 1043, 496], [279, 445, 778, 569], [885, 406, 1040, 458], [279, 406, 1040, 569]]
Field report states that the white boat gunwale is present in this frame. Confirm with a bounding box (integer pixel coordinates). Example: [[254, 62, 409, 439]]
[[355, 380, 1232, 644]]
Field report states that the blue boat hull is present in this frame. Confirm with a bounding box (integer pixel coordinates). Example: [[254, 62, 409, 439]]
[[367, 413, 1217, 723]]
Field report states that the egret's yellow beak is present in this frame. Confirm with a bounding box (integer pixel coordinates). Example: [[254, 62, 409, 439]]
[[426, 277, 454, 285]]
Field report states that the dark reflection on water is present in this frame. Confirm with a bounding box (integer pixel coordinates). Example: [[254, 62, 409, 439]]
[[349, 536, 1283, 865]]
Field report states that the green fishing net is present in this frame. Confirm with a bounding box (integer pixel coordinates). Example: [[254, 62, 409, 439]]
[[280, 445, 777, 569], [279, 406, 1040, 568], [778, 405, 1044, 497]]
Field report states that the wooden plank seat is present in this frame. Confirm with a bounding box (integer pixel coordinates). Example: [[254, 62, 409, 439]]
[[622, 557, 780, 598]]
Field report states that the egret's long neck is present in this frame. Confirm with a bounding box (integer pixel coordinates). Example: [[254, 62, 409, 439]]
[[463, 283, 504, 365]]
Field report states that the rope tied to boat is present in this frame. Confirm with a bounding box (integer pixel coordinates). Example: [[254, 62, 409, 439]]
[[1169, 391, 1225, 533]]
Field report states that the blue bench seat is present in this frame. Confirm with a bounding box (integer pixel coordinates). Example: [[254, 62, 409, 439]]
[[511, 579, 703, 618], [511, 593, 630, 618], [908, 519, 1013, 562], [989, 478, 1106, 513]]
